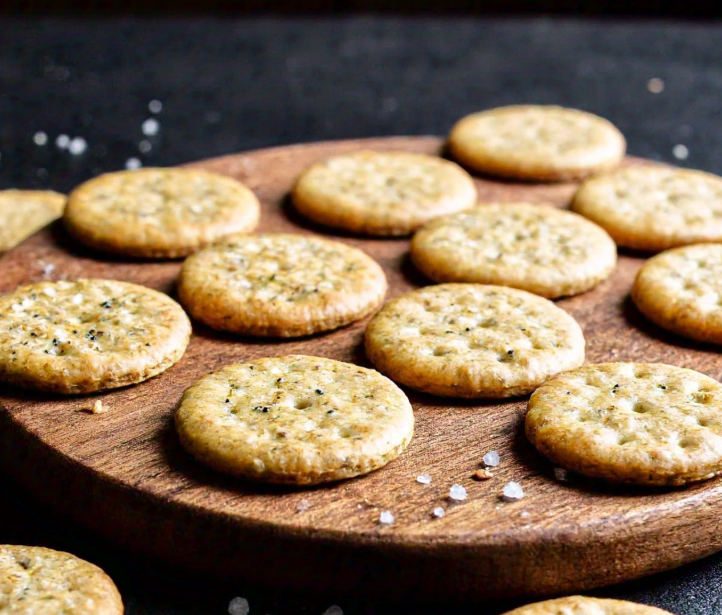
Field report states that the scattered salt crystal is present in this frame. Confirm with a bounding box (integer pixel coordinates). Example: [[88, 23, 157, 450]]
[[432, 507, 445, 518], [554, 467, 569, 482], [228, 597, 249, 615], [323, 606, 343, 615], [11, 304, 23, 312], [148, 99, 163, 114], [142, 118, 160, 136], [138, 139, 152, 153], [483, 451, 500, 467], [72, 293, 83, 305], [42, 263, 55, 276], [673, 144, 689, 160], [416, 473, 432, 484], [21, 298, 33, 308], [379, 510, 394, 525], [33, 131, 48, 146], [647, 77, 664, 94], [502, 482, 524, 502], [68, 137, 87, 155], [55, 134, 70, 150], [43, 287, 56, 297], [296, 499, 310, 512], [449, 484, 467, 501], [125, 157, 142, 170], [521, 511, 530, 518]]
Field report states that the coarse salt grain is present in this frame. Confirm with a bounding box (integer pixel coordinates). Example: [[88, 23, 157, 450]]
[[33, 131, 48, 146], [502, 482, 524, 502], [432, 507, 445, 518], [324, 606, 344, 615], [55, 134, 70, 150], [416, 473, 432, 484], [43, 287, 56, 297], [148, 99, 163, 114], [296, 499, 310, 512], [125, 157, 142, 170], [42, 263, 55, 276], [11, 304, 23, 312], [521, 511, 530, 518], [142, 118, 160, 136], [554, 467, 569, 482], [483, 451, 500, 467], [68, 137, 87, 155], [673, 144, 689, 160], [228, 597, 249, 615], [449, 484, 467, 501], [647, 77, 664, 93], [138, 139, 152, 154], [379, 510, 394, 525], [72, 293, 83, 305]]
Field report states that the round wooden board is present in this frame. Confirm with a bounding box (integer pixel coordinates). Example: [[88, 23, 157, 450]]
[[2, 136, 722, 602]]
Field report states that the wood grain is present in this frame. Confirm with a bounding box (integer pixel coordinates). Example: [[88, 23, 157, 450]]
[[2, 136, 722, 601]]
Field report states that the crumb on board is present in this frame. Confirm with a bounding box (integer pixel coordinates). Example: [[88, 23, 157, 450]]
[[473, 468, 494, 480], [502, 482, 524, 502], [449, 484, 467, 501], [83, 399, 107, 414], [379, 510, 394, 525]]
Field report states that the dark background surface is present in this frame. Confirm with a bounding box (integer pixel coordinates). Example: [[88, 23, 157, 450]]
[[2, 16, 722, 615]]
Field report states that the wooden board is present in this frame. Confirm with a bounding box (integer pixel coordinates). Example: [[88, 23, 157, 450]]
[[2, 136, 722, 602]]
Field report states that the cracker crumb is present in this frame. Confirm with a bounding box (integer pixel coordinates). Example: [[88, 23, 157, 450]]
[[416, 473, 432, 484], [379, 510, 394, 525], [449, 484, 467, 501], [473, 468, 494, 480], [432, 506, 445, 518], [228, 597, 249, 615], [554, 467, 569, 482], [90, 400, 107, 414], [502, 481, 524, 502], [647, 77, 664, 94], [483, 450, 500, 467]]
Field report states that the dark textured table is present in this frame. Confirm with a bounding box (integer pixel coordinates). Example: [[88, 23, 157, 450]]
[[2, 16, 722, 615]]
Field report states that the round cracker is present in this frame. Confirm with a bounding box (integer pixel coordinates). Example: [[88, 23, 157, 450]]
[[364, 284, 585, 398], [0, 544, 123, 615], [410, 203, 617, 298], [0, 279, 191, 394], [292, 150, 477, 236], [502, 596, 673, 615], [448, 105, 626, 182], [572, 166, 722, 252], [64, 168, 260, 258], [178, 233, 387, 337], [0, 190, 66, 253], [632, 244, 722, 344], [526, 362, 722, 485], [175, 355, 414, 484]]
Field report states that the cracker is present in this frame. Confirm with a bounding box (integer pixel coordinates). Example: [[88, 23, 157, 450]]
[[448, 105, 626, 182], [178, 234, 386, 337], [292, 150, 477, 236], [410, 203, 617, 298], [175, 355, 414, 484], [632, 244, 722, 344], [0, 545, 123, 615], [572, 166, 722, 251], [364, 284, 585, 398], [502, 596, 673, 615], [0, 279, 191, 394], [64, 168, 260, 258], [0, 190, 66, 253], [526, 362, 722, 485]]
